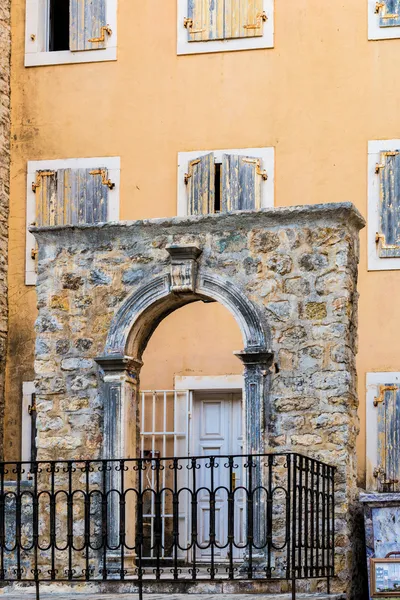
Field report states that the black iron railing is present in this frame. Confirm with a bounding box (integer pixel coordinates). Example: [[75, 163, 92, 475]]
[[0, 453, 335, 600]]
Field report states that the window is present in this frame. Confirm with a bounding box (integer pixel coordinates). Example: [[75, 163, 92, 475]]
[[26, 157, 120, 285], [369, 0, 400, 40], [49, 0, 70, 51], [368, 140, 400, 270], [366, 372, 400, 493], [178, 147, 274, 216], [25, 0, 117, 67], [177, 0, 274, 55]]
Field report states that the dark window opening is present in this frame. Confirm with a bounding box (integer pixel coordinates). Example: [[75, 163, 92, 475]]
[[49, 0, 70, 52], [214, 162, 221, 212]]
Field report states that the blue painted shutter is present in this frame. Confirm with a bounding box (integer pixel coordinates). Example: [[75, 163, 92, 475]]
[[377, 151, 400, 258], [224, 0, 266, 39], [70, 0, 109, 51], [378, 0, 400, 27], [376, 385, 400, 491], [186, 154, 215, 215], [187, 0, 224, 42], [221, 154, 265, 212], [34, 168, 109, 226]]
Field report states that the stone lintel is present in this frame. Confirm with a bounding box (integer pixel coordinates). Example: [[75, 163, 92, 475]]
[[166, 244, 202, 262], [235, 349, 274, 368], [359, 492, 400, 505], [95, 354, 143, 373]]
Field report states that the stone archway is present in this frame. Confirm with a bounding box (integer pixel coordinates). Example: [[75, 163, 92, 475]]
[[95, 246, 273, 492]]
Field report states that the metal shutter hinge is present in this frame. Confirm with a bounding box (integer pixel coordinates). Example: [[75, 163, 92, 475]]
[[89, 169, 115, 190], [373, 384, 398, 407], [88, 25, 112, 43], [375, 2, 385, 13], [375, 1, 399, 17], [32, 171, 56, 193], [31, 248, 38, 260], [376, 232, 400, 251], [244, 11, 268, 29], [183, 18, 206, 34]]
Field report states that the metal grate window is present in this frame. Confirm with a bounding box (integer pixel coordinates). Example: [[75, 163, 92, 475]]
[[139, 390, 191, 559]]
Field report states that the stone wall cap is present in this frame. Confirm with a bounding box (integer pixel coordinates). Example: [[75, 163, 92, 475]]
[[30, 202, 365, 238], [359, 492, 400, 504]]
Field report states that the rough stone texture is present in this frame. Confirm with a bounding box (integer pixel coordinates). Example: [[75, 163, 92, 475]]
[[0, 0, 11, 458], [31, 203, 364, 597]]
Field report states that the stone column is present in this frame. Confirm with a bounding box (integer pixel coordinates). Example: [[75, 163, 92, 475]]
[[235, 349, 273, 570], [95, 354, 142, 569]]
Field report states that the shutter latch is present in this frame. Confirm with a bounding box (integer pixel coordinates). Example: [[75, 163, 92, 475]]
[[89, 169, 115, 190], [32, 171, 56, 193], [373, 384, 398, 406], [88, 26, 112, 43], [183, 18, 206, 34], [244, 11, 268, 30]]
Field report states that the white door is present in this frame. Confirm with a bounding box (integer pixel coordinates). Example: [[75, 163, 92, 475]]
[[193, 392, 244, 561]]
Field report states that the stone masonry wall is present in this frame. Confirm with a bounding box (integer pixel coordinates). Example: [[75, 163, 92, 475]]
[[32, 203, 364, 595], [0, 0, 11, 458]]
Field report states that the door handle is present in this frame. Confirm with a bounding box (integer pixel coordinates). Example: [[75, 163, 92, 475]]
[[231, 473, 237, 490]]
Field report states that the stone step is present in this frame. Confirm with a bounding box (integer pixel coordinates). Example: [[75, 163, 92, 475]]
[[0, 594, 346, 600]]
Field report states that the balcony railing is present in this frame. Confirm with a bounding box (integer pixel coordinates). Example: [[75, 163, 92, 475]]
[[0, 453, 335, 600]]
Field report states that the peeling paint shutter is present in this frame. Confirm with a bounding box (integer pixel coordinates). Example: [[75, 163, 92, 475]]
[[379, 0, 400, 27], [377, 151, 400, 258], [224, 0, 265, 39], [377, 385, 400, 491], [70, 0, 108, 51], [34, 168, 109, 226], [221, 154, 265, 212], [187, 0, 224, 42], [186, 153, 215, 215]]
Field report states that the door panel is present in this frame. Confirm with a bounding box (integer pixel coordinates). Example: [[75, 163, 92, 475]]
[[193, 392, 243, 561]]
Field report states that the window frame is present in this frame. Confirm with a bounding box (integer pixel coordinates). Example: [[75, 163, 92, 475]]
[[368, 139, 400, 271], [177, 147, 274, 216], [25, 0, 118, 67], [366, 372, 400, 492], [368, 0, 400, 40], [26, 156, 121, 285], [177, 0, 274, 55]]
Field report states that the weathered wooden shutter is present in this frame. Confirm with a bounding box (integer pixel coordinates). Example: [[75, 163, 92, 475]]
[[186, 0, 224, 42], [34, 168, 109, 226], [185, 154, 215, 215], [376, 151, 400, 258], [221, 154, 266, 212], [224, 0, 266, 39], [376, 385, 400, 491], [70, 0, 110, 52], [378, 0, 400, 27]]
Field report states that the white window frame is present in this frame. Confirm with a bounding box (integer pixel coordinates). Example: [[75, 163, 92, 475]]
[[177, 0, 274, 55], [366, 372, 400, 491], [368, 0, 400, 40], [368, 139, 400, 271], [22, 381, 36, 465], [177, 147, 274, 216], [26, 156, 121, 285], [25, 0, 118, 67]]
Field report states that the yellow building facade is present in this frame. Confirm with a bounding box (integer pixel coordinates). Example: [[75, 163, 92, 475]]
[[6, 0, 400, 491]]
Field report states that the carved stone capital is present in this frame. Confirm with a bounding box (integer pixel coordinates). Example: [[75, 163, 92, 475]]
[[234, 349, 274, 369], [166, 244, 202, 293], [95, 354, 143, 375]]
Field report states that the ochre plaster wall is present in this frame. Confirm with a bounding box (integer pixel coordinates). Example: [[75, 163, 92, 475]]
[[6, 0, 400, 485]]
